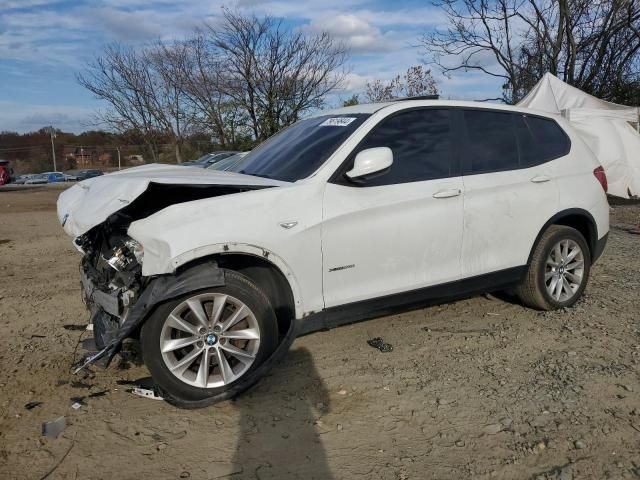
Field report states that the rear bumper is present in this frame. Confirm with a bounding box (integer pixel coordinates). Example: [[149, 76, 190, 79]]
[[593, 232, 608, 264]]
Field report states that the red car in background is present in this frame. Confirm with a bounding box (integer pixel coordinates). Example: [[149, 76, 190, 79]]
[[0, 160, 14, 185]]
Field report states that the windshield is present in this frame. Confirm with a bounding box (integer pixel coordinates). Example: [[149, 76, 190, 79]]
[[239, 114, 370, 182]]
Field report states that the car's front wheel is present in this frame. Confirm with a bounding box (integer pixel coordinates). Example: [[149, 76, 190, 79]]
[[141, 270, 278, 404], [516, 225, 591, 310]]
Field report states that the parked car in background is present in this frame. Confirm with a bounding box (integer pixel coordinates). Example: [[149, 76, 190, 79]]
[[207, 152, 250, 172], [181, 151, 239, 168], [24, 174, 48, 184], [76, 169, 104, 181], [58, 99, 609, 407], [14, 174, 35, 184], [63, 171, 78, 181], [42, 172, 66, 183], [0, 160, 14, 185]]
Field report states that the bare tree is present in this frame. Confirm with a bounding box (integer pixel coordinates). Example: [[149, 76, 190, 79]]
[[420, 0, 640, 104], [147, 41, 195, 163], [365, 65, 439, 102], [78, 11, 348, 156], [208, 9, 348, 141], [174, 35, 250, 149], [77, 43, 194, 162], [77, 44, 164, 161]]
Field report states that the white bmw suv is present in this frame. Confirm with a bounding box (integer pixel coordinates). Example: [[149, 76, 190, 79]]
[[58, 99, 609, 407]]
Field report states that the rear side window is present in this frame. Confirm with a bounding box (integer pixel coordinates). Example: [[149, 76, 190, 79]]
[[463, 110, 519, 174], [517, 115, 570, 166], [354, 109, 454, 186]]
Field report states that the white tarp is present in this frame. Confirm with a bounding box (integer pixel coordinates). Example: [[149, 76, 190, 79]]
[[517, 73, 640, 198]]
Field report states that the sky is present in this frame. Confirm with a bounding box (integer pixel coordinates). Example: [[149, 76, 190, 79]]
[[0, 0, 503, 134]]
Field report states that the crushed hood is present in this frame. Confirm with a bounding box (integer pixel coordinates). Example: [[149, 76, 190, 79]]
[[57, 163, 288, 237]]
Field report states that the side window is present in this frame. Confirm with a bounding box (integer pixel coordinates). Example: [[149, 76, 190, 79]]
[[354, 109, 454, 186], [522, 116, 570, 165], [463, 110, 519, 174]]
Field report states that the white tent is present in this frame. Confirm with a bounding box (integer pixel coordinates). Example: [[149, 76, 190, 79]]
[[517, 73, 640, 198]]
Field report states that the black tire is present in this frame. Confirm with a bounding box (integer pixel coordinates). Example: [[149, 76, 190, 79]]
[[516, 225, 591, 310], [141, 269, 278, 403]]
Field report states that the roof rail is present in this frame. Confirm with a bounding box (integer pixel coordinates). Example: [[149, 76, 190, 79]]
[[391, 94, 440, 101]]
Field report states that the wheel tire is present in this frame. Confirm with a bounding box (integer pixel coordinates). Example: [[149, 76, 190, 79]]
[[516, 225, 591, 310], [141, 269, 278, 403]]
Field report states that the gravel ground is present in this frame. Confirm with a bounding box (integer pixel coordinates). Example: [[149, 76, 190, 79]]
[[0, 185, 639, 480]]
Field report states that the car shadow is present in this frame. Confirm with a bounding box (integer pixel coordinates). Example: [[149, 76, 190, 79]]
[[230, 346, 334, 479]]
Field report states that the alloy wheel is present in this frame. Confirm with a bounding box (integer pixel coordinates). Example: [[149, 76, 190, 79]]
[[545, 239, 585, 302], [159, 293, 260, 388]]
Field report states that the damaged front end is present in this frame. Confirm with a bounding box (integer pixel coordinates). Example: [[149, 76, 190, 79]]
[[69, 181, 278, 371], [77, 226, 145, 352]]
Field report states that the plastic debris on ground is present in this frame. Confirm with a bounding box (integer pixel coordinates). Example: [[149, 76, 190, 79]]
[[131, 387, 164, 401], [24, 401, 43, 410], [42, 416, 66, 438], [367, 337, 393, 352]]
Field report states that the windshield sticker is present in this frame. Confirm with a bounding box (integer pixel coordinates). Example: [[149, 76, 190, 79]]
[[319, 117, 357, 127]]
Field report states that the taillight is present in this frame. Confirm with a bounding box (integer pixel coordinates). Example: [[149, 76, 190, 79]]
[[593, 166, 608, 193]]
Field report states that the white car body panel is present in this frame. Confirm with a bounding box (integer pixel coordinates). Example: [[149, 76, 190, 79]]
[[127, 181, 324, 318], [547, 119, 610, 239], [461, 165, 559, 277], [322, 178, 464, 307]]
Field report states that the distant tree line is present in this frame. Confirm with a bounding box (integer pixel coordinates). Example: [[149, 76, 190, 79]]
[[77, 9, 347, 163]]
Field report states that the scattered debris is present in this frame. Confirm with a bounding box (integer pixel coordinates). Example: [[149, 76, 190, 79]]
[[574, 439, 586, 450], [88, 389, 109, 398], [337, 389, 348, 395], [42, 416, 66, 439], [367, 337, 393, 352], [71, 402, 82, 410], [63, 324, 87, 331], [25, 401, 43, 410], [70, 396, 86, 405], [130, 387, 164, 401]]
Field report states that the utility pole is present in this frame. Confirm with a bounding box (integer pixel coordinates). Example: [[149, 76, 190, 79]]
[[117, 147, 121, 171], [49, 126, 57, 172]]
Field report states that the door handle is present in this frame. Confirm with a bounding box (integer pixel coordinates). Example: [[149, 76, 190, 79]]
[[530, 175, 551, 183], [432, 189, 462, 199]]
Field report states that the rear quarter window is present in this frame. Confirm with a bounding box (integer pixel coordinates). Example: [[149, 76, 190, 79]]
[[517, 116, 570, 167]]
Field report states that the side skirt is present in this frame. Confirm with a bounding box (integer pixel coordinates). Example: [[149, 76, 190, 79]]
[[297, 266, 527, 336]]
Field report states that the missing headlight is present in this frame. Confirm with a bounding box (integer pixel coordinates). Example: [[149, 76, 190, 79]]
[[104, 239, 143, 272]]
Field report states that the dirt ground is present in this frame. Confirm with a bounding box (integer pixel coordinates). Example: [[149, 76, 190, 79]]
[[0, 185, 639, 480]]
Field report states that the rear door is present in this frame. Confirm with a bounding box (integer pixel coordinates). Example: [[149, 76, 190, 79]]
[[321, 108, 464, 307], [459, 110, 562, 277]]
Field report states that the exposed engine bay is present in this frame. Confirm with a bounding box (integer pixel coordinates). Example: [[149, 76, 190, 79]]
[[74, 182, 273, 355]]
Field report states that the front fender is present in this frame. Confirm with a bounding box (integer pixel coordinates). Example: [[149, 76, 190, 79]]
[[144, 242, 305, 319]]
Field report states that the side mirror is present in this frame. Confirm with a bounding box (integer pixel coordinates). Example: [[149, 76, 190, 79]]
[[345, 147, 393, 180]]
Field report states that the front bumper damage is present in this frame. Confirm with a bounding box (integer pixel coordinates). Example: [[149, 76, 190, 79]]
[[76, 261, 226, 371]]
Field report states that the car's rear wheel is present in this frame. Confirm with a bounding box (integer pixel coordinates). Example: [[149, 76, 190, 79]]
[[141, 269, 278, 403], [516, 225, 591, 310]]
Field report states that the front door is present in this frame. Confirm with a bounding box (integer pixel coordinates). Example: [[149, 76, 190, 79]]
[[321, 108, 465, 308]]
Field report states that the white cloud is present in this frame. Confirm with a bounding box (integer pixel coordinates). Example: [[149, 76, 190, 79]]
[[303, 14, 398, 53]]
